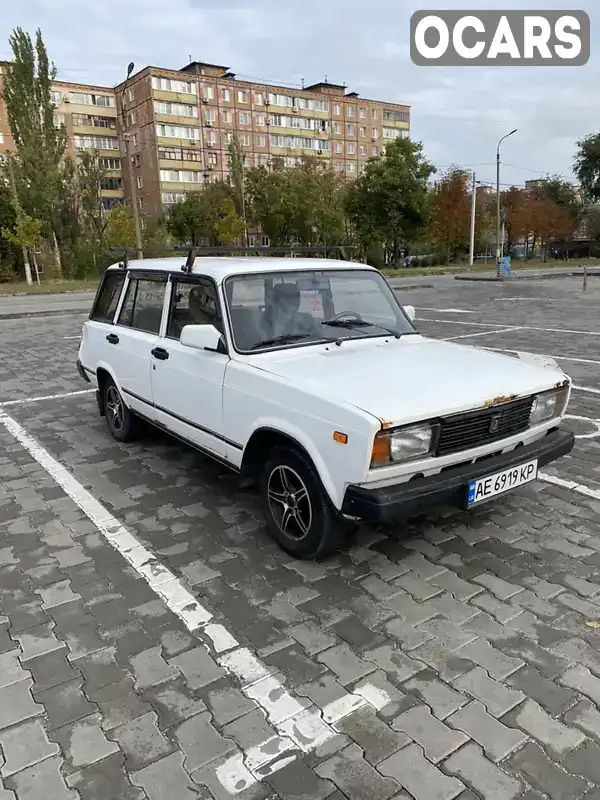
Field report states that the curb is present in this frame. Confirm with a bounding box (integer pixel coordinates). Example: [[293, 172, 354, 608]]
[[0, 309, 89, 321], [454, 268, 600, 283], [391, 283, 435, 291]]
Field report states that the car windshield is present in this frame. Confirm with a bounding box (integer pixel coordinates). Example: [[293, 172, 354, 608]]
[[224, 268, 415, 352]]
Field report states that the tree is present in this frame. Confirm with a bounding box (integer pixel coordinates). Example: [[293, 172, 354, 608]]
[[105, 204, 136, 248], [2, 28, 67, 275], [345, 138, 435, 266], [574, 133, 600, 203], [227, 134, 248, 243], [166, 183, 234, 245], [0, 179, 18, 279], [77, 151, 108, 242], [1, 198, 42, 282], [216, 196, 244, 244], [428, 167, 471, 264]]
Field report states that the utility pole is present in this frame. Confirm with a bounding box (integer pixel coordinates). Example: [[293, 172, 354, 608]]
[[495, 129, 517, 279], [5, 151, 33, 285], [121, 62, 143, 260], [469, 171, 476, 267]]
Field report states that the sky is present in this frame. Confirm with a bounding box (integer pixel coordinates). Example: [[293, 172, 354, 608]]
[[1, 0, 597, 189]]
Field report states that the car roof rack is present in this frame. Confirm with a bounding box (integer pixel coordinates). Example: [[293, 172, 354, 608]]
[[175, 245, 355, 272], [109, 245, 356, 273]]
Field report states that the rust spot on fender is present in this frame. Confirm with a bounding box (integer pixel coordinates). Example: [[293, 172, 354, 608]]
[[379, 418, 395, 430], [483, 393, 519, 407]]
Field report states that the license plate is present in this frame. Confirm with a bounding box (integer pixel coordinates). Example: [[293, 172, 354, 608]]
[[467, 459, 538, 507]]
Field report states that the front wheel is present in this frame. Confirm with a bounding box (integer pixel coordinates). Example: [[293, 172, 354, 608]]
[[103, 379, 140, 443], [260, 446, 346, 560]]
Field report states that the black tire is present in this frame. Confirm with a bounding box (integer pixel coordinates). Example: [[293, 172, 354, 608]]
[[102, 379, 140, 443], [260, 446, 346, 560]]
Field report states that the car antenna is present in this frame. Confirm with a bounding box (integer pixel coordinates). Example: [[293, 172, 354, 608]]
[[182, 246, 195, 273]]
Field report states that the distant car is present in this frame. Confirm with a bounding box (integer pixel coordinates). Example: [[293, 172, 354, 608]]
[[77, 256, 574, 560]]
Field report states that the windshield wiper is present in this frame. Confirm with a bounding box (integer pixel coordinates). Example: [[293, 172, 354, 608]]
[[321, 318, 403, 339], [250, 333, 312, 350]]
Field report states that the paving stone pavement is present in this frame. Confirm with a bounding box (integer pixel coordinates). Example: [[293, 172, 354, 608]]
[[2, 275, 600, 799]]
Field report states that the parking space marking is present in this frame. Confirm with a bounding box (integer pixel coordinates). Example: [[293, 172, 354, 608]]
[[0, 406, 384, 794], [539, 471, 600, 501], [62, 335, 82, 339], [483, 347, 600, 366], [0, 389, 95, 407], [573, 385, 600, 396], [444, 327, 523, 340], [419, 317, 600, 337], [416, 307, 475, 314]]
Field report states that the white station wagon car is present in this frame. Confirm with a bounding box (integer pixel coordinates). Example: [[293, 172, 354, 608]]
[[77, 255, 574, 559]]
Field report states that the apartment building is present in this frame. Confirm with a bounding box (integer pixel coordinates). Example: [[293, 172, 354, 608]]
[[0, 62, 123, 209], [117, 61, 410, 218]]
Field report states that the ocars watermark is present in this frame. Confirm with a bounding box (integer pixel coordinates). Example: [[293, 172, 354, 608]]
[[410, 10, 590, 66]]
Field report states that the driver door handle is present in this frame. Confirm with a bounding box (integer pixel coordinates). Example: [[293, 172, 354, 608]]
[[151, 347, 169, 361], [106, 333, 119, 344]]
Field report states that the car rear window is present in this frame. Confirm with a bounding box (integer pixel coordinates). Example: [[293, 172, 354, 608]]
[[90, 271, 126, 323]]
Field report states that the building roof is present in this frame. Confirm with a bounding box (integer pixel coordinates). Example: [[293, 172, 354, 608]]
[[107, 256, 373, 283]]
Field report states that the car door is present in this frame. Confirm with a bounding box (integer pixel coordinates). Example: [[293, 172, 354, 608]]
[[110, 271, 169, 420], [150, 274, 230, 459]]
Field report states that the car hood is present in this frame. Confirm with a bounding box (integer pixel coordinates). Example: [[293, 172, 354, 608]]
[[253, 335, 569, 426]]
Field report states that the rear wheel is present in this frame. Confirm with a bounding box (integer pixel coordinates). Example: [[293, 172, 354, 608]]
[[103, 379, 140, 443], [260, 446, 346, 560]]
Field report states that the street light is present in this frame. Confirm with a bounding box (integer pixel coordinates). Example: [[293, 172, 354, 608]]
[[496, 128, 517, 278], [121, 62, 143, 260]]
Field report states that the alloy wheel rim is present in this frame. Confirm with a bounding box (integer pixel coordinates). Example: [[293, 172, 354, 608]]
[[106, 386, 124, 433], [267, 465, 312, 541]]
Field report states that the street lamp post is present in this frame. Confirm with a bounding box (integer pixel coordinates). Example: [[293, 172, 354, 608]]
[[121, 61, 143, 260], [495, 128, 517, 279]]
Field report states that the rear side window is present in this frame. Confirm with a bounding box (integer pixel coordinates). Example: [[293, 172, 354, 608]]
[[117, 275, 167, 334], [90, 271, 126, 323]]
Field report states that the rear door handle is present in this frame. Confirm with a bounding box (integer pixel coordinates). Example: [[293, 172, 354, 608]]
[[106, 333, 119, 344], [151, 347, 169, 360]]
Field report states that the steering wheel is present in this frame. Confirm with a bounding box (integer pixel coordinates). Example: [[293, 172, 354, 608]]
[[331, 310, 364, 322]]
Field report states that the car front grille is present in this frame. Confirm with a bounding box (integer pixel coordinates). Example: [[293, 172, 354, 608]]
[[436, 396, 534, 457]]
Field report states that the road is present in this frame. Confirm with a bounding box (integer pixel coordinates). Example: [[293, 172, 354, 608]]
[[1, 274, 600, 800]]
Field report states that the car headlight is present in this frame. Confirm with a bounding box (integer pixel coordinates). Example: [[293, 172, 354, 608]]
[[371, 423, 438, 467], [530, 385, 569, 426]]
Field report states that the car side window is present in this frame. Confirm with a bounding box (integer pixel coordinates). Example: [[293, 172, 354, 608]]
[[166, 279, 220, 340], [117, 275, 167, 334], [90, 271, 126, 323]]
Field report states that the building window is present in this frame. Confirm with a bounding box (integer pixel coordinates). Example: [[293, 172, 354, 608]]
[[100, 177, 123, 191], [256, 113, 266, 126], [207, 130, 218, 145], [221, 87, 230, 101], [160, 169, 202, 183], [53, 113, 66, 127], [204, 109, 217, 124], [127, 87, 134, 102], [72, 114, 117, 129], [154, 101, 197, 118], [136, 176, 143, 189], [334, 104, 341, 116], [372, 146, 377, 156], [383, 109, 410, 123], [256, 134, 266, 147], [359, 108, 366, 118], [333, 122, 342, 135], [359, 144, 366, 156], [51, 90, 61, 105], [347, 105, 355, 117], [255, 92, 264, 105], [238, 90, 248, 103], [71, 92, 115, 107], [222, 110, 233, 123], [240, 133, 251, 146], [155, 123, 200, 140], [347, 162, 356, 173], [334, 142, 342, 154], [359, 126, 366, 137], [203, 85, 214, 100], [99, 157, 121, 170], [0, 132, 5, 144], [261, 235, 270, 247], [132, 133, 138, 146], [372, 108, 377, 119], [257, 154, 269, 167], [74, 135, 119, 150], [161, 191, 185, 204], [348, 142, 356, 155], [239, 112, 250, 125], [347, 124, 355, 136], [152, 76, 196, 94], [372, 128, 378, 139]]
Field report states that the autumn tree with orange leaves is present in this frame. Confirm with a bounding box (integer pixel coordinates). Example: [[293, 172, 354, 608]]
[[428, 167, 471, 264]]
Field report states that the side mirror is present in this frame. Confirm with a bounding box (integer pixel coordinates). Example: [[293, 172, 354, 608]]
[[180, 324, 224, 352], [404, 305, 416, 322]]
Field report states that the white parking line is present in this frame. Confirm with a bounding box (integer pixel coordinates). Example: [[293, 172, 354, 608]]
[[484, 347, 600, 366], [0, 389, 95, 407], [539, 472, 600, 501], [419, 318, 600, 336], [63, 335, 82, 340], [573, 385, 600, 396], [0, 407, 386, 794], [416, 307, 475, 314], [445, 327, 522, 341]]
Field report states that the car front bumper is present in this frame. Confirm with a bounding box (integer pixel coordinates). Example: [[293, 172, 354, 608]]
[[341, 427, 575, 523]]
